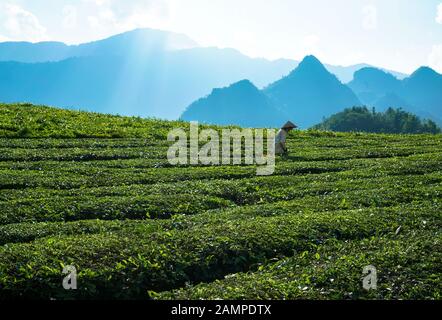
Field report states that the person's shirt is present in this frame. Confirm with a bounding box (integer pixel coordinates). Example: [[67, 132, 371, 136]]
[[275, 129, 288, 144]]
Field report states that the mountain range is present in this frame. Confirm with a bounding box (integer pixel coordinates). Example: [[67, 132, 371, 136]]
[[182, 55, 362, 128], [264, 56, 361, 127], [181, 80, 287, 127], [183, 55, 442, 128], [0, 28, 199, 62], [0, 28, 412, 121], [182, 55, 363, 128], [348, 67, 442, 125]]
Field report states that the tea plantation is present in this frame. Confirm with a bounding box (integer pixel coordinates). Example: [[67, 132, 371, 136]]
[[0, 103, 440, 299]]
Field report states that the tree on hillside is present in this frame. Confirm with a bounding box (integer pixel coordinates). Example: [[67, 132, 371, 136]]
[[313, 106, 441, 134]]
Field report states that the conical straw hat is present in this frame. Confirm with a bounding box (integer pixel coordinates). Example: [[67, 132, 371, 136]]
[[282, 121, 297, 129]]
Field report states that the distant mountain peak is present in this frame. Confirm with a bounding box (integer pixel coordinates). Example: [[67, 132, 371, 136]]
[[294, 55, 328, 74], [282, 54, 340, 85], [348, 64, 442, 126], [348, 67, 401, 102], [410, 66, 440, 79], [300, 55, 322, 65], [211, 79, 262, 99], [181, 79, 287, 127], [111, 28, 197, 43], [264, 55, 361, 128], [227, 79, 257, 90], [354, 67, 398, 80], [85, 28, 199, 52]]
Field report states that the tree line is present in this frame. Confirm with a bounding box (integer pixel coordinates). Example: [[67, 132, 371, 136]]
[[313, 106, 441, 134]]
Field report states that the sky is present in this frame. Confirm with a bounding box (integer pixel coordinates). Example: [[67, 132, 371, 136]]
[[0, 0, 442, 74]]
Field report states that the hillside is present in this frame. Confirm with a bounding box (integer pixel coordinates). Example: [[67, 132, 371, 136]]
[[0, 30, 407, 83], [401, 67, 442, 118], [0, 28, 198, 63], [313, 106, 441, 134], [264, 55, 361, 128], [349, 66, 442, 125], [0, 103, 185, 139], [0, 46, 298, 119], [0, 28, 410, 121], [348, 67, 402, 105], [182, 55, 364, 129], [325, 63, 407, 83], [0, 104, 441, 300], [181, 80, 287, 127]]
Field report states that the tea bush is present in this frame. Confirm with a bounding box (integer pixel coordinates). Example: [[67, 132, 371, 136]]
[[0, 103, 440, 299]]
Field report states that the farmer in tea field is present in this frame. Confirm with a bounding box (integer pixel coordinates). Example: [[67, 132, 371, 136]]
[[275, 121, 297, 155]]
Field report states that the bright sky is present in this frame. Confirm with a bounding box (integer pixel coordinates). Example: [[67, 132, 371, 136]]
[[1, 0, 442, 73]]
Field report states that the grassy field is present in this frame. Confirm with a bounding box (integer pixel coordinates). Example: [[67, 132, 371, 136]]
[[0, 103, 440, 300]]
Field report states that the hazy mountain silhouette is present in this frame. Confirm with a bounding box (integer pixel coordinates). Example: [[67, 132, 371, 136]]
[[348, 66, 442, 125], [264, 55, 361, 128], [0, 28, 424, 123], [0, 28, 198, 63], [0, 29, 302, 119], [169, 47, 298, 88], [0, 56, 126, 114], [181, 80, 287, 127], [401, 67, 442, 116], [326, 64, 407, 83], [348, 67, 401, 105], [373, 93, 411, 110], [0, 42, 71, 63], [0, 47, 300, 119], [0, 28, 407, 82]]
